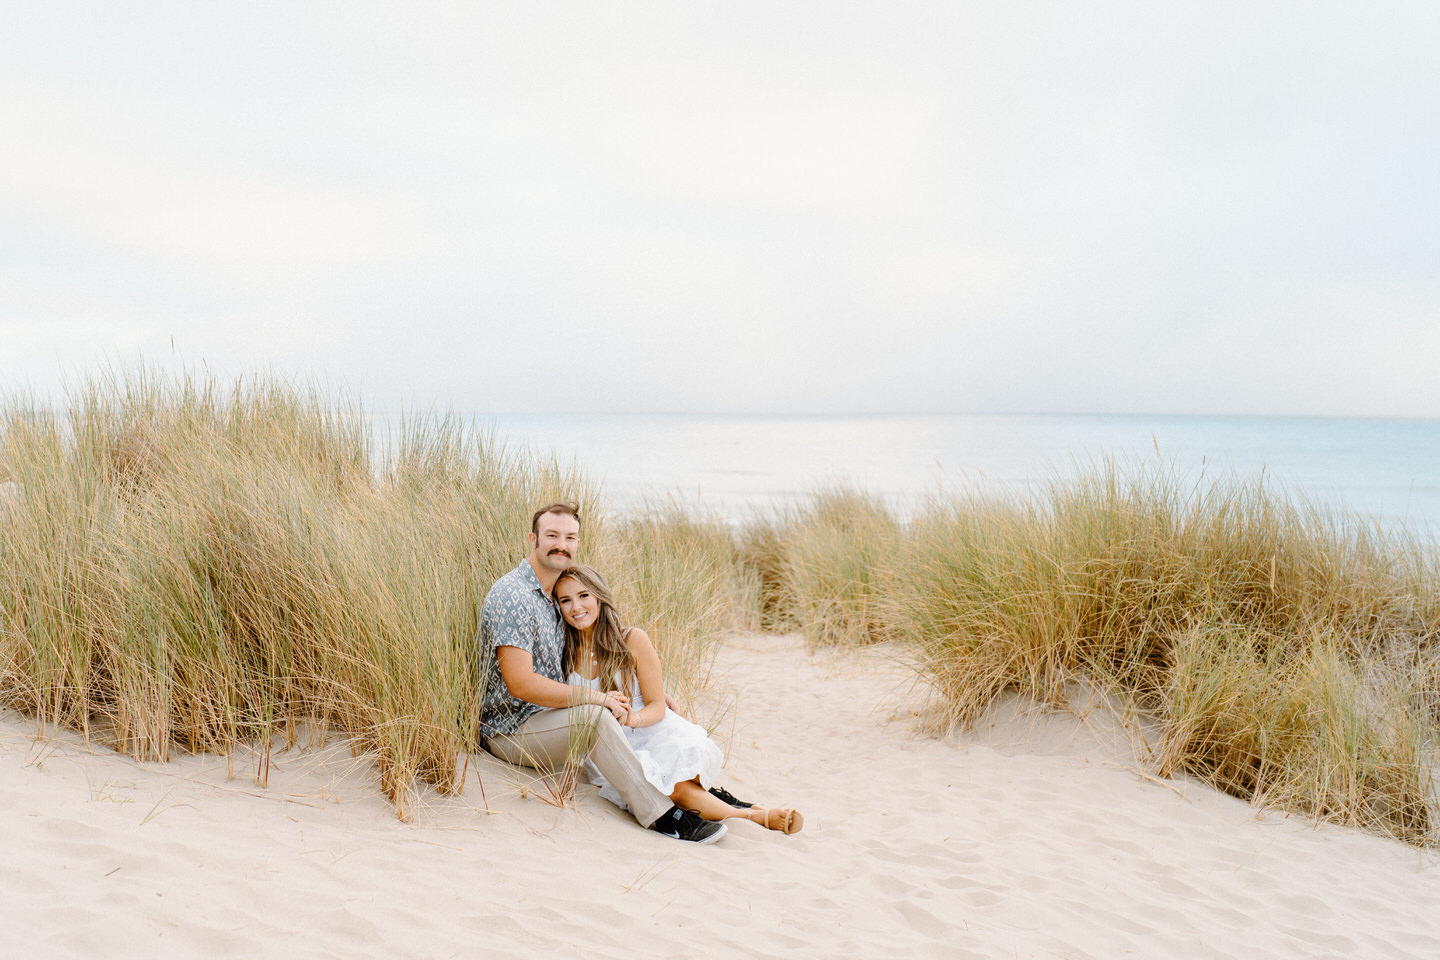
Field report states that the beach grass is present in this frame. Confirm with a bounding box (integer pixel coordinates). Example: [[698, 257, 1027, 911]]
[[734, 514, 799, 634], [0, 369, 724, 818], [766, 463, 1439, 845], [5, 368, 1437, 843], [778, 487, 902, 648], [595, 504, 755, 718]]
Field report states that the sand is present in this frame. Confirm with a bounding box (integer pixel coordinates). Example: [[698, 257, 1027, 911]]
[[5, 632, 1439, 960]]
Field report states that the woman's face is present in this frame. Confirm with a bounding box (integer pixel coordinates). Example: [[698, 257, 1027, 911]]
[[555, 577, 600, 631]]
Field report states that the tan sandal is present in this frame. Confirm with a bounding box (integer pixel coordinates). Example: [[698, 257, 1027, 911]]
[[747, 806, 804, 834]]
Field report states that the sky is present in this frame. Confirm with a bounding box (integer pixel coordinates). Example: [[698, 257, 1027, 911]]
[[2, 2, 1438, 417]]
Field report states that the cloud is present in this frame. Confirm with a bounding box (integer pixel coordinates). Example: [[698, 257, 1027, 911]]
[[1, 2, 1437, 416]]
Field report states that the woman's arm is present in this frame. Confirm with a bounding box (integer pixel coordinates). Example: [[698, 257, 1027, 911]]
[[624, 628, 668, 728], [496, 645, 631, 723]]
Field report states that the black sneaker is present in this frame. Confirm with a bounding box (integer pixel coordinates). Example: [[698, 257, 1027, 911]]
[[709, 786, 753, 809], [650, 805, 727, 844]]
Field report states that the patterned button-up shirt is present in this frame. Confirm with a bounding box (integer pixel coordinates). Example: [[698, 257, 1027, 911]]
[[478, 558, 568, 739]]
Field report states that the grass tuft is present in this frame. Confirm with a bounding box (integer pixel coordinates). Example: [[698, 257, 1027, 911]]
[[0, 368, 723, 818], [596, 503, 754, 718], [731, 461, 1440, 846], [780, 487, 901, 648]]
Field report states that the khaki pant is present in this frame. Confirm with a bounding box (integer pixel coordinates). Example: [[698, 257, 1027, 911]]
[[485, 705, 672, 827]]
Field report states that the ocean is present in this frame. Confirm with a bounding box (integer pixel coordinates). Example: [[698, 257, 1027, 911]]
[[458, 413, 1439, 537]]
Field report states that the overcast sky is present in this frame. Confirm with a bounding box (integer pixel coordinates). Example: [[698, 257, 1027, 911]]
[[2, 3, 1437, 416]]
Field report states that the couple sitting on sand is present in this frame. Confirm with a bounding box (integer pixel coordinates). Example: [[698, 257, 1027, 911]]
[[477, 502, 802, 844]]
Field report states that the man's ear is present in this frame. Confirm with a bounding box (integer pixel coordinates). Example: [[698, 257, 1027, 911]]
[[527, 531, 537, 550]]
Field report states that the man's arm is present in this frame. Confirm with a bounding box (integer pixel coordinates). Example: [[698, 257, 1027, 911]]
[[496, 646, 633, 721]]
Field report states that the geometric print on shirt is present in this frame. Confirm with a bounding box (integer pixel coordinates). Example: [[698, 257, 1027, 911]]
[[477, 557, 568, 739]]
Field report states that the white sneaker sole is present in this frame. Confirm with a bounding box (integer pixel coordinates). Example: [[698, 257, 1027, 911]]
[[655, 822, 728, 844]]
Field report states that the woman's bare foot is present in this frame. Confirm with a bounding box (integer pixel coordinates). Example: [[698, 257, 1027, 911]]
[[746, 806, 804, 834]]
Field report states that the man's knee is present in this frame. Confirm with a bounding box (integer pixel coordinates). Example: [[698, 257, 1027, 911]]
[[568, 703, 606, 725], [565, 704, 623, 746]]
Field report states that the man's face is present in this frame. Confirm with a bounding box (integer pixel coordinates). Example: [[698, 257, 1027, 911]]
[[528, 511, 580, 573]]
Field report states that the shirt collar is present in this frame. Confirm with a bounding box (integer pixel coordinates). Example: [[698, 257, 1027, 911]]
[[515, 557, 556, 603]]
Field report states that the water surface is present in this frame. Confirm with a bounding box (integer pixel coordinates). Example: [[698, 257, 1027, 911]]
[[460, 413, 1439, 537]]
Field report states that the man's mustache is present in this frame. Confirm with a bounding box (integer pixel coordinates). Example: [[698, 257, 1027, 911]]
[[547, 548, 572, 557]]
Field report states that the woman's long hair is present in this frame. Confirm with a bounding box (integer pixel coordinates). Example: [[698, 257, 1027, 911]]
[[554, 564, 635, 694]]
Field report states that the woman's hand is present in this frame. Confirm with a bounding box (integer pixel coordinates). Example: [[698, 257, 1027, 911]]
[[600, 691, 642, 728], [600, 692, 633, 725]]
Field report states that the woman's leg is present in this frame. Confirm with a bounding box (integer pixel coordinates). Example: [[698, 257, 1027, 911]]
[[671, 779, 742, 821], [671, 779, 803, 834]]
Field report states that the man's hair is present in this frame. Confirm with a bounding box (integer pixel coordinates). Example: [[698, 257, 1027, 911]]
[[531, 501, 581, 535]]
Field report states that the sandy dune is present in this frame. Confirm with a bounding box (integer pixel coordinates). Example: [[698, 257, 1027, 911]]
[[5, 633, 1438, 959]]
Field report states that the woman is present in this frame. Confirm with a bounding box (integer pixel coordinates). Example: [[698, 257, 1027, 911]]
[[553, 563, 803, 834]]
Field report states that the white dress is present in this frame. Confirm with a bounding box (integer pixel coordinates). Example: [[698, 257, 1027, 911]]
[[568, 669, 723, 811]]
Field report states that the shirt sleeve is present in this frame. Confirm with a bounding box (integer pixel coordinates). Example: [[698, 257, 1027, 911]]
[[481, 579, 537, 654]]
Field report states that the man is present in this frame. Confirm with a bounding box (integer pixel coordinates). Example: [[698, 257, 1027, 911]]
[[477, 502, 726, 844]]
